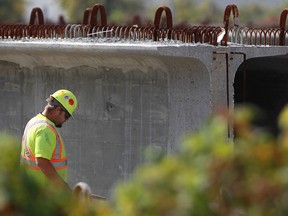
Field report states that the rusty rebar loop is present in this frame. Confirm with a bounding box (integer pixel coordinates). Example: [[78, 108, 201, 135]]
[[128, 26, 138, 41], [284, 30, 288, 45], [80, 25, 89, 38], [90, 4, 107, 26], [90, 25, 96, 38], [9, 25, 18, 39], [279, 8, 288, 45], [170, 28, 179, 41], [102, 26, 113, 38], [132, 27, 139, 40], [2, 3, 288, 46], [64, 24, 82, 38], [83, 8, 92, 25], [141, 27, 150, 40], [38, 25, 47, 38], [38, 25, 46, 38], [143, 27, 151, 40], [134, 27, 143, 40], [27, 25, 37, 38], [153, 6, 173, 41], [146, 27, 155, 41], [64, 24, 71, 38], [223, 4, 239, 28], [65, 24, 74, 38], [271, 28, 281, 45], [74, 25, 83, 38], [222, 4, 240, 46], [138, 27, 148, 41], [114, 26, 121, 38], [3, 25, 13, 39], [106, 26, 114, 38], [187, 27, 196, 43], [8, 25, 19, 39], [118, 26, 125, 38], [154, 6, 173, 29], [269, 28, 279, 45], [180, 28, 188, 42], [228, 26, 243, 44], [204, 26, 220, 45], [121, 26, 128, 39], [54, 25, 65, 38], [179, 28, 187, 42], [213, 27, 224, 46], [113, 26, 121, 38], [253, 28, 263, 45], [42, 25, 54, 38], [90, 26, 98, 38], [123, 26, 131, 40], [29, 7, 45, 25], [100, 26, 108, 38], [96, 26, 105, 38], [80, 25, 89, 37], [124, 26, 131, 40], [0, 23, 284, 45]]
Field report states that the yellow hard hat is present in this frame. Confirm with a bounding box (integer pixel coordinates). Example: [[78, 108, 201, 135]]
[[51, 89, 78, 117]]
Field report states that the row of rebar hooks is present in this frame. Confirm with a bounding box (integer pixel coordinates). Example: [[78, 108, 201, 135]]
[[1, 4, 288, 46]]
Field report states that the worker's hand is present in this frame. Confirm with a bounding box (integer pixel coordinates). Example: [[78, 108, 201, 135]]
[[36, 157, 72, 193]]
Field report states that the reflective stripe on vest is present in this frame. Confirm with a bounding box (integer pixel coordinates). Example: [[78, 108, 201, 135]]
[[20, 157, 67, 170], [21, 119, 67, 170]]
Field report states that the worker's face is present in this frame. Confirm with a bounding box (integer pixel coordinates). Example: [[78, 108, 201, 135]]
[[54, 107, 70, 128]]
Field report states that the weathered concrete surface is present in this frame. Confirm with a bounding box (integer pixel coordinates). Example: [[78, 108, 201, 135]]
[[1, 40, 288, 196]]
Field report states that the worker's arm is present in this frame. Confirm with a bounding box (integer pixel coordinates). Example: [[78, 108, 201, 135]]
[[36, 157, 71, 191]]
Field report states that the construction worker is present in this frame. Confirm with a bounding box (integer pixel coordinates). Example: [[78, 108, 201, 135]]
[[20, 89, 77, 191]]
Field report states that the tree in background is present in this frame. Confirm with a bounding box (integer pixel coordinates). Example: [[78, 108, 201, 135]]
[[59, 0, 144, 24], [148, 0, 283, 28], [0, 0, 24, 23], [239, 3, 274, 27], [58, 0, 94, 23], [171, 0, 222, 26], [58, 0, 286, 27], [193, 0, 222, 25]]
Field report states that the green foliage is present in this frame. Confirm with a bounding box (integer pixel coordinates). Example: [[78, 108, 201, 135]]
[[148, 0, 223, 26], [57, 0, 284, 27], [58, 0, 144, 24], [59, 0, 95, 23], [3, 104, 288, 215], [238, 3, 274, 27], [0, 133, 109, 216], [196, 0, 223, 24], [148, 0, 280, 27], [172, 0, 198, 24], [0, 0, 24, 23], [106, 0, 144, 25], [111, 105, 288, 215], [0, 133, 70, 215], [112, 115, 233, 216]]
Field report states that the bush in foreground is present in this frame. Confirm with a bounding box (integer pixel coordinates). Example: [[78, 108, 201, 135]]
[[112, 105, 288, 216], [2, 105, 288, 215]]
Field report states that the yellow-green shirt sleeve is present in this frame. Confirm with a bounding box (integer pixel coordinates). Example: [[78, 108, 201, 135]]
[[34, 126, 56, 160]]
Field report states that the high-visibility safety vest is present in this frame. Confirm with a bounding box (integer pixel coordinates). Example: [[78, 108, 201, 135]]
[[20, 114, 68, 183]]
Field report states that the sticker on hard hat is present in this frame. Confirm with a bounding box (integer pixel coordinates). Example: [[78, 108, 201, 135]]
[[64, 95, 69, 100], [69, 99, 74, 105]]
